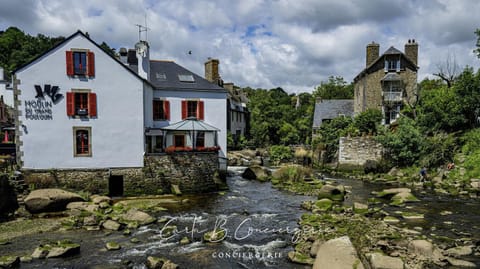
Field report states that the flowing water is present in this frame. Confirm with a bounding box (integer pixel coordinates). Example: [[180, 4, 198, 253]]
[[4, 167, 480, 268]]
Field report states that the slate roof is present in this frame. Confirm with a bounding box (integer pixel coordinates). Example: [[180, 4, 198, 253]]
[[149, 60, 226, 92], [312, 99, 354, 128], [383, 46, 403, 55]]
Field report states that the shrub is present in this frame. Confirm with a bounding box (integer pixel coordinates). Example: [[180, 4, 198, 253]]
[[376, 117, 425, 167], [460, 128, 480, 154], [353, 109, 383, 135], [269, 145, 293, 165], [420, 132, 457, 168], [272, 165, 312, 183]]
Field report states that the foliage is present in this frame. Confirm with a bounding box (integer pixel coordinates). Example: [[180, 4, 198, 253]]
[[99, 41, 117, 57], [0, 27, 65, 79], [475, 28, 480, 59], [464, 149, 480, 179], [272, 165, 312, 183], [314, 116, 353, 163], [278, 122, 300, 145], [376, 117, 424, 167], [245, 87, 314, 147], [227, 132, 235, 149], [353, 109, 382, 135], [313, 76, 353, 100], [269, 145, 293, 165], [420, 132, 456, 168], [416, 85, 466, 133], [453, 67, 480, 129], [460, 128, 480, 154]]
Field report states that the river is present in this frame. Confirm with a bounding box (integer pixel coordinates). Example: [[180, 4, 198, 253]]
[[5, 167, 480, 268]]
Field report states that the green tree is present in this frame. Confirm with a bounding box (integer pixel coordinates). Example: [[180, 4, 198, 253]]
[[454, 67, 480, 129], [416, 85, 466, 133], [315, 116, 353, 163], [0, 27, 64, 79], [278, 122, 300, 145], [376, 117, 424, 167], [313, 76, 353, 100], [353, 109, 382, 135]]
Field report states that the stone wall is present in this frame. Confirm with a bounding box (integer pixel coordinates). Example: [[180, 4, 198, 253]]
[[338, 136, 383, 166], [21, 152, 222, 196]]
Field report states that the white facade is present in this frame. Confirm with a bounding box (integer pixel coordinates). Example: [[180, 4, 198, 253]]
[[144, 89, 227, 157], [15, 32, 145, 169]]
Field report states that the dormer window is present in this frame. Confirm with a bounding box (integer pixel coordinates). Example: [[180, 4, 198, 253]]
[[178, 74, 195, 83], [385, 59, 400, 72], [156, 73, 167, 80]]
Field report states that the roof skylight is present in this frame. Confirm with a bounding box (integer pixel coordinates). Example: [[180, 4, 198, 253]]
[[178, 74, 195, 82]]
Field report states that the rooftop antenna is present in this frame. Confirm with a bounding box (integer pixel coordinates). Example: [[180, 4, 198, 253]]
[[135, 14, 150, 41]]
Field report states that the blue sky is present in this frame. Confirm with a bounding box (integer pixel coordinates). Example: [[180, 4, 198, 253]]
[[1, 0, 480, 93]]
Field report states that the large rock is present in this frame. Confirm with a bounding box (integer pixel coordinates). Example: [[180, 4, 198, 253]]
[[241, 165, 270, 181], [32, 240, 80, 259], [376, 188, 411, 198], [408, 240, 444, 262], [119, 208, 156, 226], [446, 257, 476, 268], [444, 245, 473, 257], [25, 188, 84, 213], [0, 175, 18, 217], [66, 201, 99, 213], [390, 191, 419, 206], [102, 220, 121, 231], [317, 184, 346, 201], [367, 253, 404, 269], [313, 236, 364, 269], [0, 255, 20, 268], [146, 256, 179, 269]]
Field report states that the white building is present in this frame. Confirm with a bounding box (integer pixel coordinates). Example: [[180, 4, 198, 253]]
[[12, 30, 227, 194], [14, 31, 146, 169]]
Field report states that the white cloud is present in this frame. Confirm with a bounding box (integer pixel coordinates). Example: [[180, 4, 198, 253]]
[[1, 0, 480, 93]]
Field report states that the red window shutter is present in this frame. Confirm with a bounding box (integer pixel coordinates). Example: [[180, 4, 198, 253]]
[[198, 101, 204, 120], [181, 100, 187, 119], [164, 100, 170, 120], [87, 51, 95, 77], [88, 92, 97, 117], [66, 51, 74, 76], [66, 92, 74, 116]]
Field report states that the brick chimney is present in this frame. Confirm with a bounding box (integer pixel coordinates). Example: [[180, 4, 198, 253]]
[[205, 58, 221, 85], [366, 42, 380, 67], [404, 39, 418, 66]]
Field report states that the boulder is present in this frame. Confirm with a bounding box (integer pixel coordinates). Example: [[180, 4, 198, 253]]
[[25, 188, 84, 213], [105, 242, 121, 251], [313, 198, 333, 212], [288, 251, 314, 265], [66, 201, 99, 213], [444, 245, 473, 257], [353, 202, 368, 214], [313, 236, 364, 269], [32, 241, 80, 259], [390, 191, 419, 206], [408, 240, 444, 262], [90, 195, 112, 205], [203, 229, 226, 242], [367, 253, 404, 269], [242, 165, 270, 181], [146, 256, 164, 269], [0, 256, 20, 268], [310, 240, 323, 257], [102, 220, 121, 231], [317, 184, 346, 201], [446, 257, 476, 268], [119, 208, 156, 226], [0, 175, 19, 217], [376, 188, 411, 198]]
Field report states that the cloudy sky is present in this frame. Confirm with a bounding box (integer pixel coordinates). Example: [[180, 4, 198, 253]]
[[1, 0, 480, 93]]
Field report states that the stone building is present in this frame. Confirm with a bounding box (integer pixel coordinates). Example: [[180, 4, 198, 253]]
[[353, 40, 419, 124]]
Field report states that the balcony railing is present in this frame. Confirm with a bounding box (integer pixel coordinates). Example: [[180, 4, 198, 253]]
[[383, 91, 403, 102]]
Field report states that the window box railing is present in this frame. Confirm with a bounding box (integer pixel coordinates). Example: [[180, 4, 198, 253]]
[[382, 91, 403, 102]]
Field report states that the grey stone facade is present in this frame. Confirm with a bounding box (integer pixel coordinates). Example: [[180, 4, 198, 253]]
[[21, 153, 222, 196], [338, 136, 383, 166]]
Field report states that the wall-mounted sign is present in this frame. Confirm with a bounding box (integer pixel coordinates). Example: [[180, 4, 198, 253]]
[[25, 84, 64, 120]]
